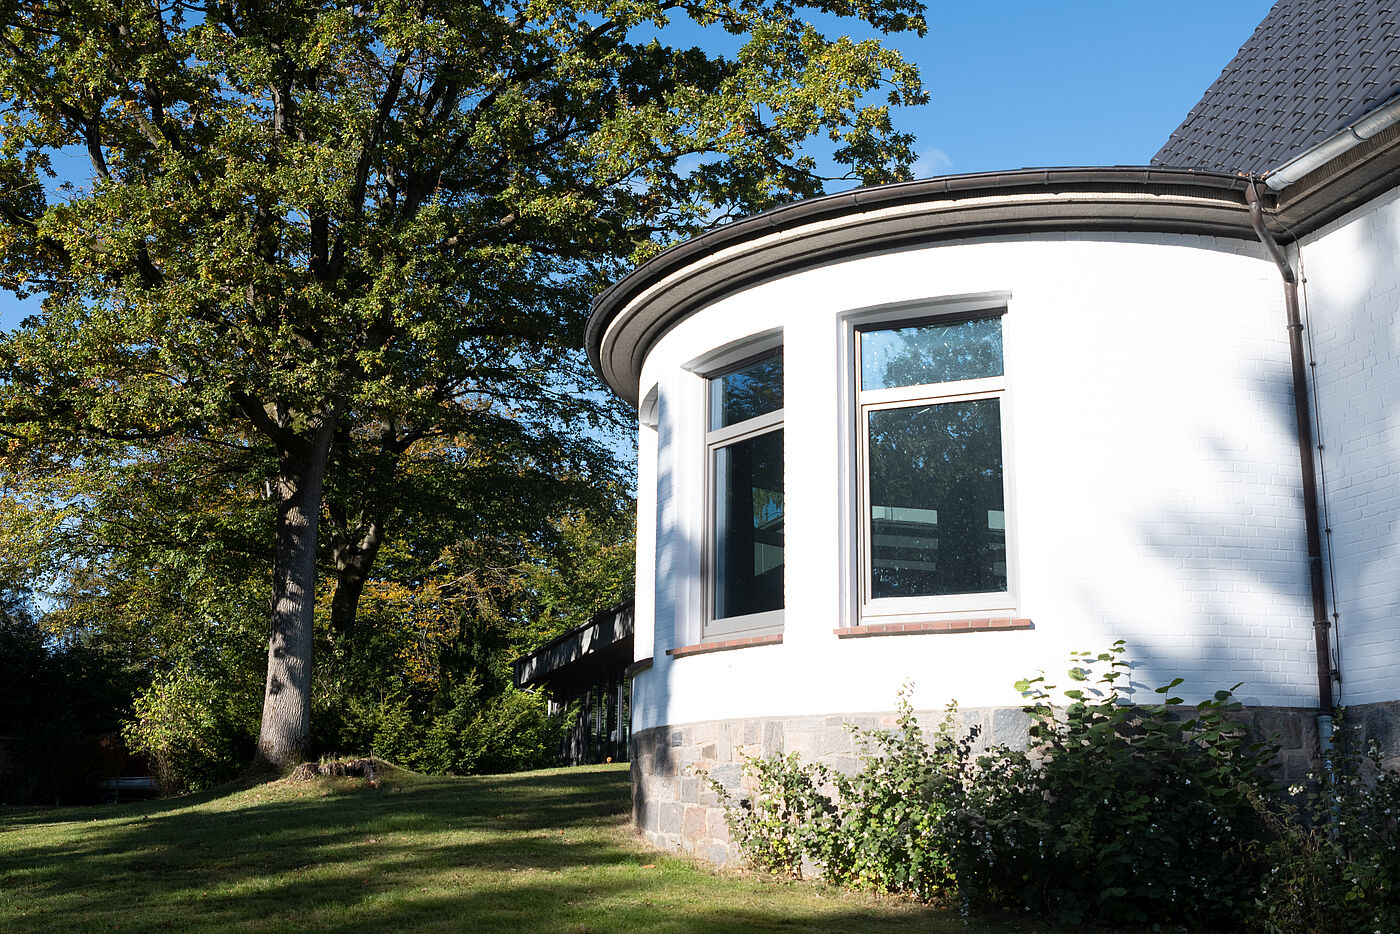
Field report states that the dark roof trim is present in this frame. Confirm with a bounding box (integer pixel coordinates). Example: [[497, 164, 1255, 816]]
[[587, 166, 1257, 405], [512, 598, 635, 690]]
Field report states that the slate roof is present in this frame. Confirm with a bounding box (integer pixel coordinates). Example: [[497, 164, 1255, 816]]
[[1154, 0, 1400, 174]]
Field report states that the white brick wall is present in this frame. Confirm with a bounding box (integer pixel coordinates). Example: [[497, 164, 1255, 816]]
[[1298, 184, 1400, 707], [630, 231, 1320, 732]]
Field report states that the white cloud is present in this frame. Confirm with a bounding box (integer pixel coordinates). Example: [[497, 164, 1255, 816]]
[[912, 147, 954, 178]]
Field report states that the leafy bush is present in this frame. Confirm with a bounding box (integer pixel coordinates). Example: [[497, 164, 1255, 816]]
[[720, 752, 839, 878], [1010, 643, 1275, 927], [1254, 717, 1400, 934], [362, 678, 563, 775], [717, 644, 1282, 927], [821, 691, 1041, 903], [124, 663, 259, 792], [714, 691, 1040, 905]]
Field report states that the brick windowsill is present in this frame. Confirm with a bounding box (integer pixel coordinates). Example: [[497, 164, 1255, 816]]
[[667, 633, 784, 658], [834, 618, 1032, 638]]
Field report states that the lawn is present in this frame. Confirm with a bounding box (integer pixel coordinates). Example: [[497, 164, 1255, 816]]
[[0, 763, 1034, 934]]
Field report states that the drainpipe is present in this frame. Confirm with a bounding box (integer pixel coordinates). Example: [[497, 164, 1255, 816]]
[[1244, 180, 1335, 715]]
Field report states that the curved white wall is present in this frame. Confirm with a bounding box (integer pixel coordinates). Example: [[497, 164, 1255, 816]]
[[631, 231, 1318, 733]]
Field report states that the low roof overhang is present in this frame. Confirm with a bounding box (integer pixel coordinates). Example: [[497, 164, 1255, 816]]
[[513, 600, 635, 701], [588, 138, 1400, 408], [587, 166, 1263, 408]]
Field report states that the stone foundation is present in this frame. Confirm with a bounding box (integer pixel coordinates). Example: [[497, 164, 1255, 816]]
[[629, 700, 1400, 866]]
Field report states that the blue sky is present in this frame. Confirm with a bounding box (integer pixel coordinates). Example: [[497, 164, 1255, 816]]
[[0, 2, 1274, 329], [872, 1, 1275, 177]]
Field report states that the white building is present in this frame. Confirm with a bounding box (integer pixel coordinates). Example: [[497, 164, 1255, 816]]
[[585, 0, 1400, 862]]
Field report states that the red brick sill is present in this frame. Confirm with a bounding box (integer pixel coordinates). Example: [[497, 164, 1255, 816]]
[[666, 633, 784, 658], [835, 618, 1032, 638]]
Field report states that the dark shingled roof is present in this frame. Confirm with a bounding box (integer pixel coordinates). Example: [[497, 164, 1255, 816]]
[[1154, 0, 1400, 174]]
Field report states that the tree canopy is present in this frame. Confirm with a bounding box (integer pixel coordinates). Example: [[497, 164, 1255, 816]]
[[0, 0, 926, 768]]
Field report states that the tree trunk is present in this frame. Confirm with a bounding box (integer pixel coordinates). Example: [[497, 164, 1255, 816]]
[[255, 419, 336, 770], [327, 509, 384, 641]]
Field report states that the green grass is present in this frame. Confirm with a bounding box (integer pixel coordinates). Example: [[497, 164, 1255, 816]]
[[0, 763, 1035, 934]]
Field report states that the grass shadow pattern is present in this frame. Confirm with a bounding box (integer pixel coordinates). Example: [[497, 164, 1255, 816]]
[[0, 764, 1033, 934]]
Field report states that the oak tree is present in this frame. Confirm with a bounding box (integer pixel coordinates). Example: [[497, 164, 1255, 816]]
[[0, 0, 925, 767]]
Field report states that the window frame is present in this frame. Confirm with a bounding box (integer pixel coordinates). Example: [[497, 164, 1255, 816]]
[[843, 295, 1019, 625], [702, 348, 785, 640]]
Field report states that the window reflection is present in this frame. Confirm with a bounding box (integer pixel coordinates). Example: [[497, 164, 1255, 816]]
[[714, 428, 784, 619], [710, 352, 783, 430], [860, 316, 1003, 391], [868, 399, 1006, 598]]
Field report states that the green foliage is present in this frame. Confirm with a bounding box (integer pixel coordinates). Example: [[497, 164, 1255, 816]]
[[719, 646, 1283, 928], [125, 664, 261, 793], [821, 692, 962, 899], [520, 504, 638, 637], [355, 679, 562, 776], [0, 0, 923, 764], [1254, 717, 1400, 934], [1010, 642, 1276, 927], [717, 752, 838, 877]]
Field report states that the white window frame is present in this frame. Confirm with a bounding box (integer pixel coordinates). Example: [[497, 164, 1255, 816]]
[[701, 346, 785, 640], [840, 294, 1019, 625]]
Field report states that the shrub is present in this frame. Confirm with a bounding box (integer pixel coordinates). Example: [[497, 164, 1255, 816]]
[[821, 691, 1042, 903], [1010, 643, 1276, 927], [717, 644, 1282, 928], [715, 690, 1041, 904], [720, 752, 839, 878], [124, 664, 259, 792], [364, 678, 563, 775], [1254, 716, 1400, 934]]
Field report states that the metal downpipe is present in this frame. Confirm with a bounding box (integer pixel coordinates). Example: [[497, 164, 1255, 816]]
[[1245, 180, 1335, 714]]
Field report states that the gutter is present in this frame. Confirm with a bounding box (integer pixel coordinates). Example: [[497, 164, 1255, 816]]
[[1245, 180, 1335, 714], [589, 166, 1255, 402], [1263, 93, 1400, 191]]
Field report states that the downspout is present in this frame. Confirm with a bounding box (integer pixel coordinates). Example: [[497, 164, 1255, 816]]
[[1244, 180, 1335, 716]]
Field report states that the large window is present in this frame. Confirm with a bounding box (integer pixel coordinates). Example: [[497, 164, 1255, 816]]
[[856, 313, 1010, 618], [706, 349, 784, 637]]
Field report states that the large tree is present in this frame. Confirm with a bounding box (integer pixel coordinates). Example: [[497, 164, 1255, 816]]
[[0, 0, 925, 768]]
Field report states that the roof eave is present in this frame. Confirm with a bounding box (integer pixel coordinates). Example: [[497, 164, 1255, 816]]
[[588, 166, 1256, 407]]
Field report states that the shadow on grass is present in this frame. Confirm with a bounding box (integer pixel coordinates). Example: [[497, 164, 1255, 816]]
[[1, 765, 1023, 934]]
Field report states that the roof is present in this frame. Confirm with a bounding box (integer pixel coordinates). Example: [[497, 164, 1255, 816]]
[[512, 599, 634, 696], [588, 166, 1259, 405], [1154, 0, 1400, 174]]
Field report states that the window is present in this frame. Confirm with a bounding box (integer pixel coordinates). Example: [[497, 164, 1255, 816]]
[[856, 312, 1011, 618], [706, 349, 784, 637]]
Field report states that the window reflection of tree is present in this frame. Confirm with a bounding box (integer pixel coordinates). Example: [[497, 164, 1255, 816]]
[[716, 428, 784, 618], [868, 399, 1005, 598], [714, 354, 783, 427], [864, 318, 1002, 391]]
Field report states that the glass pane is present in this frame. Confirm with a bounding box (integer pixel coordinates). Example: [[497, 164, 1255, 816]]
[[860, 317, 1002, 391], [867, 399, 1006, 599], [714, 428, 784, 619], [710, 351, 783, 430]]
